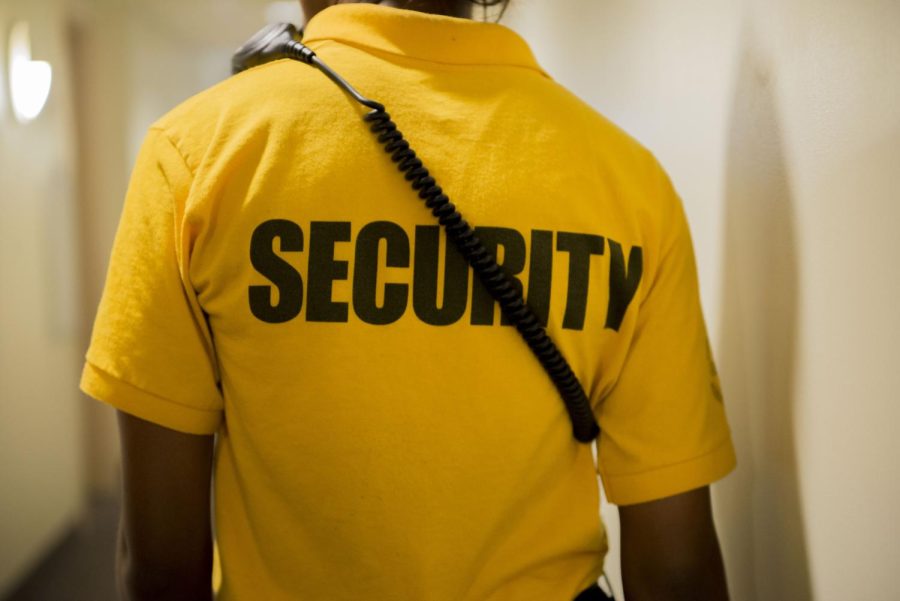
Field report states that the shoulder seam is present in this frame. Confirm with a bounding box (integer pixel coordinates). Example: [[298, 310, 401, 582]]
[[149, 125, 198, 180]]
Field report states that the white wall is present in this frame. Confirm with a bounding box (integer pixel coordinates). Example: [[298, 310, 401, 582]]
[[0, 0, 86, 596], [763, 3, 900, 599], [506, 1, 900, 600]]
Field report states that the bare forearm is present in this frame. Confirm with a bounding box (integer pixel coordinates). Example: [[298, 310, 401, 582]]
[[118, 559, 214, 601], [618, 487, 730, 601], [117, 523, 213, 601], [114, 413, 216, 601], [621, 550, 729, 601]]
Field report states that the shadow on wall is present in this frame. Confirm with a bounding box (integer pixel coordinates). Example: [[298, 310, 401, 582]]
[[714, 25, 813, 601]]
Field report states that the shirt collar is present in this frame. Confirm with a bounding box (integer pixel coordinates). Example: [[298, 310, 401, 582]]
[[301, 3, 548, 77]]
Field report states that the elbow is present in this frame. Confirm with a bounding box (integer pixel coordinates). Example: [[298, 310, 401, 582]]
[[653, 564, 728, 601], [119, 562, 213, 601], [117, 544, 172, 601], [624, 557, 730, 601], [117, 537, 212, 601]]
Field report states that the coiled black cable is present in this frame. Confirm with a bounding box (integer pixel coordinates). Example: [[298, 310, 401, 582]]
[[232, 23, 600, 443], [361, 107, 599, 444]]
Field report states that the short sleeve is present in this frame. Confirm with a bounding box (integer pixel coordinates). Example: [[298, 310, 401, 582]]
[[595, 165, 736, 506], [80, 127, 223, 435]]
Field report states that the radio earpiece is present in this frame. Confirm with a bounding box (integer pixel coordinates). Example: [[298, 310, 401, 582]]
[[232, 23, 309, 74], [232, 23, 601, 444]]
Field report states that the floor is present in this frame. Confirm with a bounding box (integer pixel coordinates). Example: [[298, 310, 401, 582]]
[[4, 496, 119, 601]]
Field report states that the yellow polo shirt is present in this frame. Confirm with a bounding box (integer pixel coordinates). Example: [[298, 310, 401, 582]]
[[80, 4, 735, 600]]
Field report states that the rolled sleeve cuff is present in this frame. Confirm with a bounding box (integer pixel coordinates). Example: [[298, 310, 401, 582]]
[[79, 361, 222, 435], [601, 439, 737, 506]]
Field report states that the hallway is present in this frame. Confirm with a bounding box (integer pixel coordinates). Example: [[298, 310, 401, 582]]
[[3, 498, 117, 601]]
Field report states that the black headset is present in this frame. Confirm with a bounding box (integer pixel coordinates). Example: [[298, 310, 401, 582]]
[[232, 23, 600, 444]]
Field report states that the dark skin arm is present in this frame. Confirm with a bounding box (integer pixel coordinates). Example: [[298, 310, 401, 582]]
[[116, 410, 215, 601], [618, 486, 729, 601]]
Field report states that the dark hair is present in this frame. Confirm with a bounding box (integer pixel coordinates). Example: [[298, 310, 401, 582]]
[[464, 0, 510, 22], [370, 0, 511, 22]]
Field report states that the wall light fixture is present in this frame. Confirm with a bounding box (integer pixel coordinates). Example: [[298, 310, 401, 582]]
[[8, 21, 52, 123]]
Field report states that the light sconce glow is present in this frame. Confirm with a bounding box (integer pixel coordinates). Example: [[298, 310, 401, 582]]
[[8, 22, 52, 124]]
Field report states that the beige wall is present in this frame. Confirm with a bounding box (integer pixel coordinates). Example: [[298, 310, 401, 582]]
[[0, 0, 85, 596], [507, 1, 900, 599]]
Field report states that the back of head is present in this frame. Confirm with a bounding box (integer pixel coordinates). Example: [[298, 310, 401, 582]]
[[300, 0, 511, 22]]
